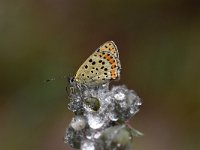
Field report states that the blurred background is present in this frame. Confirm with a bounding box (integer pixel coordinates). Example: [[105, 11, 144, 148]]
[[0, 0, 200, 150]]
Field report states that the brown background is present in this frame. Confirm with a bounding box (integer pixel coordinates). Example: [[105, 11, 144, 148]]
[[0, 0, 200, 150]]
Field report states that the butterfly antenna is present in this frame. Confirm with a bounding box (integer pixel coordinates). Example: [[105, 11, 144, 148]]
[[44, 78, 56, 83], [44, 74, 70, 84]]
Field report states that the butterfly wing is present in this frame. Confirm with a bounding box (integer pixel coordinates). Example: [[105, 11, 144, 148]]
[[98, 41, 119, 58], [74, 41, 121, 85]]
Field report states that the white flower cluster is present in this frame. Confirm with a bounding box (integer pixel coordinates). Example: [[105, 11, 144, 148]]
[[64, 82, 142, 150]]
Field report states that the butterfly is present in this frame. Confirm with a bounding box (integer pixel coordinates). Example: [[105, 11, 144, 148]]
[[72, 41, 121, 86]]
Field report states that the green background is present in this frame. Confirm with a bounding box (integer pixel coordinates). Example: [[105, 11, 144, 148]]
[[1, 0, 200, 150]]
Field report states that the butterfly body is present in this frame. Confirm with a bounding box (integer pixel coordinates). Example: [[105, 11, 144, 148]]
[[74, 41, 121, 86]]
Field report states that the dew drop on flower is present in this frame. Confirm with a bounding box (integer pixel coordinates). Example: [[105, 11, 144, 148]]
[[81, 140, 95, 150], [87, 113, 107, 129], [94, 132, 101, 139], [114, 92, 125, 101], [70, 116, 86, 131], [109, 112, 119, 121]]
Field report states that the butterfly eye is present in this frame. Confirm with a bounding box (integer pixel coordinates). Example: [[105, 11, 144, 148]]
[[68, 77, 75, 84]]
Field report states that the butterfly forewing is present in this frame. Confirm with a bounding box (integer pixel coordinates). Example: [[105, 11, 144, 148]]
[[74, 41, 121, 85], [98, 41, 119, 58]]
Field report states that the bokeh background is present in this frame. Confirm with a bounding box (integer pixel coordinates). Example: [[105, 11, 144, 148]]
[[1, 0, 200, 150]]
